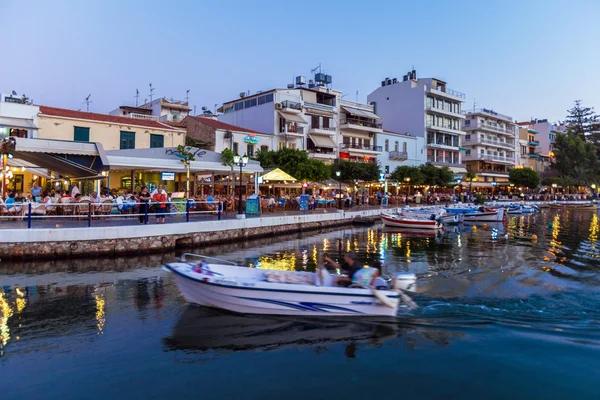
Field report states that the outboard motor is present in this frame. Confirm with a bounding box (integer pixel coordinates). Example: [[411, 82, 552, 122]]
[[394, 273, 417, 292]]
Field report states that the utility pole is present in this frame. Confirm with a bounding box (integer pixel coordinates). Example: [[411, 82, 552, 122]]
[[135, 89, 139, 107], [149, 83, 154, 102]]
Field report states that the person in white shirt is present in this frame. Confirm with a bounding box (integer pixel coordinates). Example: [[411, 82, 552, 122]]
[[71, 184, 80, 197]]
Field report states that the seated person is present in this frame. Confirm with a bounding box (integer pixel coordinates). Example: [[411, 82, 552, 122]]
[[352, 261, 384, 288], [323, 251, 362, 287]]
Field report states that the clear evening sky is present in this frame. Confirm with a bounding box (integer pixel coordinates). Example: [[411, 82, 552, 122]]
[[2, 0, 598, 122]]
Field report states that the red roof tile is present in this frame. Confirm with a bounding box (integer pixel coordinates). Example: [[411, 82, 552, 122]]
[[190, 116, 270, 135], [39, 105, 181, 131]]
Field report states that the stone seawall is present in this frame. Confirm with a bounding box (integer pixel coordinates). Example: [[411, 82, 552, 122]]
[[0, 210, 383, 261]]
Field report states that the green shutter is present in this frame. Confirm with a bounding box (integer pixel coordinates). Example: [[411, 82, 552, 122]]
[[150, 134, 164, 148], [120, 131, 136, 149], [73, 126, 90, 142]]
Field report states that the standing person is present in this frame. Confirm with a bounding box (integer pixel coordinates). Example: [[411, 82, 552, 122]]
[[71, 183, 80, 197], [152, 184, 168, 224], [137, 186, 151, 224], [31, 182, 42, 200]]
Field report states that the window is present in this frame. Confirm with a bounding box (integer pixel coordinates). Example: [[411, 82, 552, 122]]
[[258, 96, 266, 105], [150, 134, 164, 148], [265, 93, 274, 103], [247, 144, 255, 156], [73, 126, 90, 142], [384, 139, 389, 151], [403, 142, 407, 153], [394, 141, 399, 151], [260, 145, 268, 153], [234, 102, 244, 111], [464, 120, 470, 127], [244, 99, 252, 108], [385, 165, 389, 174], [426, 97, 433, 108], [233, 142, 239, 154], [120, 131, 135, 149], [426, 114, 434, 126]]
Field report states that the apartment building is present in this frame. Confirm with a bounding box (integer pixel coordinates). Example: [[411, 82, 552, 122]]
[[217, 75, 347, 163], [376, 130, 426, 176], [462, 108, 517, 186], [516, 121, 552, 173], [0, 93, 39, 139], [367, 70, 467, 174], [338, 100, 383, 164]]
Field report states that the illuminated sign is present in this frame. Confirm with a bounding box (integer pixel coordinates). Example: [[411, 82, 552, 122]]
[[161, 172, 175, 181], [245, 134, 260, 144]]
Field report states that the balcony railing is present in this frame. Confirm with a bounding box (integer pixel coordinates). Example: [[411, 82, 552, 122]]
[[474, 169, 509, 176], [389, 151, 408, 161], [340, 143, 382, 152], [427, 140, 460, 148], [279, 126, 305, 135], [280, 100, 302, 110], [309, 125, 336, 132], [464, 154, 514, 162], [427, 160, 465, 168], [528, 141, 540, 146], [478, 138, 515, 148], [426, 106, 463, 116], [426, 123, 462, 133], [430, 86, 466, 99], [129, 113, 160, 121], [462, 108, 513, 122], [340, 99, 375, 112], [304, 101, 336, 113], [340, 117, 382, 129]]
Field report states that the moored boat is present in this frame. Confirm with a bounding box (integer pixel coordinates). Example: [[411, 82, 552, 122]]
[[381, 213, 443, 230], [462, 208, 505, 222], [164, 254, 417, 318], [548, 203, 596, 211]]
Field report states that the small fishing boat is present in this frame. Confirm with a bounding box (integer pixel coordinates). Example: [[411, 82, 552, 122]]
[[381, 213, 443, 230], [164, 254, 417, 318], [397, 207, 463, 226], [548, 203, 596, 211], [462, 208, 505, 222], [441, 213, 464, 225]]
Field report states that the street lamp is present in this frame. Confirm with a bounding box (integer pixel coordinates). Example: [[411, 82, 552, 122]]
[[404, 177, 411, 205], [335, 170, 342, 209], [233, 153, 249, 219], [491, 181, 497, 199], [551, 183, 558, 200]]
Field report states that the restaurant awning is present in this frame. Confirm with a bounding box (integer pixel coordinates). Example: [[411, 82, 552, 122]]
[[307, 134, 337, 149], [449, 166, 468, 173], [341, 106, 382, 120], [260, 168, 297, 182], [0, 117, 38, 130], [277, 111, 308, 124], [7, 158, 52, 179]]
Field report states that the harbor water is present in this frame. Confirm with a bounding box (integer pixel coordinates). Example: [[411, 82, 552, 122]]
[[1, 209, 600, 399]]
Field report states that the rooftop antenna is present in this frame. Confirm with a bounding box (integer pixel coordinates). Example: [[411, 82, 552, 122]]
[[11, 90, 17, 96], [214, 103, 218, 114], [472, 98, 478, 111], [185, 89, 190, 105], [310, 63, 322, 75], [356, 90, 358, 102], [149, 83, 154, 102], [193, 105, 196, 116], [134, 89, 139, 107], [84, 94, 92, 112]]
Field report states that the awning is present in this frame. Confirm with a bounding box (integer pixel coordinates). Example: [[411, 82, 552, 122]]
[[13, 137, 99, 156], [449, 167, 468, 173], [260, 168, 297, 182], [0, 117, 37, 130], [7, 158, 52, 179], [277, 111, 307, 124], [106, 155, 263, 174], [341, 106, 382, 120], [308, 134, 337, 149]]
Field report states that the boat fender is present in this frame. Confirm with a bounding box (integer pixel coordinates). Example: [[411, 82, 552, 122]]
[[531, 234, 538, 242], [482, 223, 487, 229], [472, 226, 477, 232]]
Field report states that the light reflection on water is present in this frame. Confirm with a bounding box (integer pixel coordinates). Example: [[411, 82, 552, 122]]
[[1, 209, 600, 398]]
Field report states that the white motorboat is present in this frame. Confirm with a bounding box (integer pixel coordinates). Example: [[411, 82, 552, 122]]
[[397, 207, 462, 225], [463, 208, 505, 222], [381, 213, 443, 230], [164, 254, 417, 318]]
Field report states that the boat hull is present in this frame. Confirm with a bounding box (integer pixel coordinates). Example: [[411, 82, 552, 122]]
[[381, 214, 442, 230], [548, 204, 596, 211], [463, 209, 504, 222], [166, 263, 409, 318]]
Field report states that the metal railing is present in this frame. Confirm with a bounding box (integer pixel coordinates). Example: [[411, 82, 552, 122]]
[[474, 169, 509, 176], [129, 113, 160, 121], [309, 125, 336, 132], [426, 106, 462, 116], [427, 141, 460, 148], [464, 122, 515, 135], [280, 100, 302, 110], [279, 126, 305, 135], [462, 108, 513, 121], [427, 160, 465, 167], [463, 154, 514, 162], [340, 117, 382, 129], [339, 143, 383, 152], [304, 101, 336, 113], [426, 123, 462, 132], [340, 99, 375, 111], [389, 151, 408, 161], [0, 200, 224, 229], [528, 141, 540, 146], [430, 86, 466, 99]]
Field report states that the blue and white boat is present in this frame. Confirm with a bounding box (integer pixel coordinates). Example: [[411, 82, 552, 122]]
[[396, 207, 462, 225], [164, 254, 417, 318]]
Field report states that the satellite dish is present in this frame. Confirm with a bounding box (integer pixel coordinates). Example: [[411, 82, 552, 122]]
[[11, 90, 17, 95]]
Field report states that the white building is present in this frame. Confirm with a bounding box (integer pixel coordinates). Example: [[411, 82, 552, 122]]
[[338, 100, 383, 164], [376, 130, 426, 175], [0, 93, 39, 139], [461, 108, 517, 187], [367, 70, 467, 175]]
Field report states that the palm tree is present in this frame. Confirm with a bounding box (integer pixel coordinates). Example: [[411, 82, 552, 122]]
[[465, 172, 477, 193]]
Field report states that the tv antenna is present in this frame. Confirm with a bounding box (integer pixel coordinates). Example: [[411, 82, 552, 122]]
[[84, 94, 92, 111], [134, 89, 139, 107], [149, 83, 155, 102], [11, 90, 17, 95], [311, 63, 322, 75], [185, 89, 190, 105]]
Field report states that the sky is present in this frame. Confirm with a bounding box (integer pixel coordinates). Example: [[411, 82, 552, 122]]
[[1, 0, 599, 122]]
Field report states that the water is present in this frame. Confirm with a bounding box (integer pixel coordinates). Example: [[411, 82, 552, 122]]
[[1, 210, 600, 399]]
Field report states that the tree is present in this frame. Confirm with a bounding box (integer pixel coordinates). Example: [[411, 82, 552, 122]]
[[565, 100, 598, 138], [552, 132, 600, 185], [418, 165, 454, 187], [390, 166, 424, 185], [509, 168, 540, 189], [331, 159, 381, 182], [221, 148, 235, 195], [465, 171, 477, 193], [254, 148, 330, 182]]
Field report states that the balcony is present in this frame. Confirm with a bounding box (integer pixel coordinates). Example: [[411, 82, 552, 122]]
[[304, 101, 336, 114], [427, 141, 460, 150], [462, 108, 513, 122], [308, 125, 336, 136], [426, 106, 465, 119], [473, 169, 510, 177], [340, 117, 382, 133], [280, 100, 302, 113], [427, 85, 466, 100], [340, 143, 382, 154], [389, 151, 408, 161], [279, 126, 305, 137], [528, 141, 540, 146], [528, 153, 540, 158], [462, 121, 515, 136], [527, 129, 538, 134], [462, 136, 515, 149], [308, 150, 337, 161], [463, 154, 514, 164], [426, 124, 464, 135], [428, 161, 466, 168], [129, 113, 160, 121]]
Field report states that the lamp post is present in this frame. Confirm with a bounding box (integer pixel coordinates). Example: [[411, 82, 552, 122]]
[[404, 177, 411, 205], [1, 137, 15, 199], [491, 181, 497, 199], [335, 170, 342, 210], [233, 153, 249, 219], [551, 183, 557, 200]]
